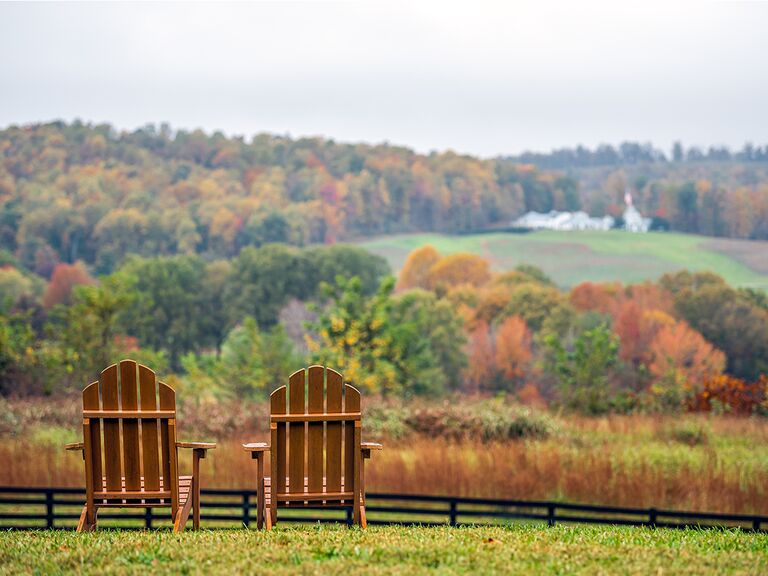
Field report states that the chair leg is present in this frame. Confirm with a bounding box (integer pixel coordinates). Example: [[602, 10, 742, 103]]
[[193, 455, 201, 530], [77, 505, 96, 532], [264, 504, 273, 530], [256, 460, 264, 530], [359, 504, 367, 529], [174, 493, 194, 533], [76, 506, 87, 532], [77, 506, 88, 532]]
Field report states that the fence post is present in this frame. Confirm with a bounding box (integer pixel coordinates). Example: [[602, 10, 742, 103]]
[[45, 490, 54, 529], [346, 507, 353, 526], [547, 504, 555, 527], [648, 508, 657, 528], [242, 493, 250, 528], [449, 500, 457, 526], [144, 507, 152, 529]]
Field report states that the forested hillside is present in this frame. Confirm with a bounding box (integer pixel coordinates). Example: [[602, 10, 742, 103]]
[[2, 122, 768, 282], [1, 122, 767, 408], [509, 142, 768, 237], [0, 121, 577, 275]]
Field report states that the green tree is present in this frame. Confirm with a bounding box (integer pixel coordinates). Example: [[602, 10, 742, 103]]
[[219, 316, 268, 397], [114, 255, 206, 368], [224, 245, 310, 328], [305, 245, 391, 296], [199, 260, 232, 357], [390, 289, 467, 393], [0, 309, 40, 394], [48, 275, 135, 389], [545, 324, 619, 414]]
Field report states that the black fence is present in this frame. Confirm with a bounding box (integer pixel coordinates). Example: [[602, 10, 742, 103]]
[[1, 486, 765, 531]]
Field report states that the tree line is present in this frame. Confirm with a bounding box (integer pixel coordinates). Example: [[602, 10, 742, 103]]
[[2, 239, 766, 415], [509, 141, 768, 170], [3, 122, 768, 287], [0, 244, 388, 395]]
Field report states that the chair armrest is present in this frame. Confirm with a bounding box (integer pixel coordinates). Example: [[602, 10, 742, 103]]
[[361, 442, 382, 459], [243, 442, 270, 459], [177, 442, 216, 450], [65, 442, 84, 451]]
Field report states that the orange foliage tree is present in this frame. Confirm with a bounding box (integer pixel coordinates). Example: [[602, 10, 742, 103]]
[[464, 321, 495, 393], [42, 262, 94, 308], [648, 318, 726, 396], [687, 374, 767, 415], [494, 315, 532, 383], [569, 281, 623, 315]]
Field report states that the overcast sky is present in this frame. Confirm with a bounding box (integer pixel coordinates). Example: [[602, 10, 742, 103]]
[[1, 1, 766, 157]]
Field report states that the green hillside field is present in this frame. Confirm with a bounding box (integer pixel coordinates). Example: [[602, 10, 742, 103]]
[[360, 230, 768, 290]]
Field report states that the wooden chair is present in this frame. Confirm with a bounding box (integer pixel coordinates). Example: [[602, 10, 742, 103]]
[[65, 359, 215, 532], [243, 365, 382, 529]]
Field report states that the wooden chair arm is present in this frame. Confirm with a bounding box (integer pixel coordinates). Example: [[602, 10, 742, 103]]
[[361, 442, 382, 459], [243, 442, 270, 460], [65, 442, 84, 451], [176, 441, 217, 450], [177, 442, 216, 461]]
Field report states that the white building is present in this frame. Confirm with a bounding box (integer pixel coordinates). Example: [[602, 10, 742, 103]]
[[512, 190, 651, 233], [513, 210, 615, 231], [622, 190, 652, 233], [623, 205, 652, 233]]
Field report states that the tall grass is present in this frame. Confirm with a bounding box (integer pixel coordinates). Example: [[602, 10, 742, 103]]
[[1, 398, 766, 514]]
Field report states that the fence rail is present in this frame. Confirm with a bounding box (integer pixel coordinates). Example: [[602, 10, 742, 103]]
[[0, 486, 765, 531]]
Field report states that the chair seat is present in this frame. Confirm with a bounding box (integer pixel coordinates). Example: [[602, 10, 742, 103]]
[[92, 476, 192, 507]]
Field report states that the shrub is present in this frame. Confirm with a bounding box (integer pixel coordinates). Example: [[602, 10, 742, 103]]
[[657, 421, 710, 446]]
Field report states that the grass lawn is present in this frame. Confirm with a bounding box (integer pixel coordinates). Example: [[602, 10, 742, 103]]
[[359, 230, 768, 289], [1, 525, 766, 575]]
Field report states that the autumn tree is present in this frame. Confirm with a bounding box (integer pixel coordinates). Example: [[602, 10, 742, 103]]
[[464, 321, 495, 393], [426, 252, 491, 292], [42, 261, 94, 308], [647, 319, 726, 406], [397, 244, 440, 291], [494, 315, 532, 385]]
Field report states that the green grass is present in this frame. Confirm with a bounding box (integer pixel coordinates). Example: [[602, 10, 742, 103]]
[[1, 525, 766, 575], [359, 230, 768, 289]]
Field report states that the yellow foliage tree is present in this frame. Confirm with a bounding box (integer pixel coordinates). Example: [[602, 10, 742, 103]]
[[426, 252, 491, 291], [397, 245, 440, 291]]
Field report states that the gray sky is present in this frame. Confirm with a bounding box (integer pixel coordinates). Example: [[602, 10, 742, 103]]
[[1, 1, 766, 157]]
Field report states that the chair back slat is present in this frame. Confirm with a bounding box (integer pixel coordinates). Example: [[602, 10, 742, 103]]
[[307, 365, 325, 493], [269, 366, 362, 502], [100, 364, 122, 491], [288, 369, 306, 495], [325, 368, 343, 494], [82, 381, 102, 494], [119, 360, 141, 491], [343, 383, 361, 495], [158, 382, 176, 500], [139, 364, 160, 492], [270, 386, 287, 495], [81, 361, 178, 502]]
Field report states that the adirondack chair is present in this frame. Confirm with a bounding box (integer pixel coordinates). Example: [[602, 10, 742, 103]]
[[65, 359, 215, 532], [243, 365, 382, 529]]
